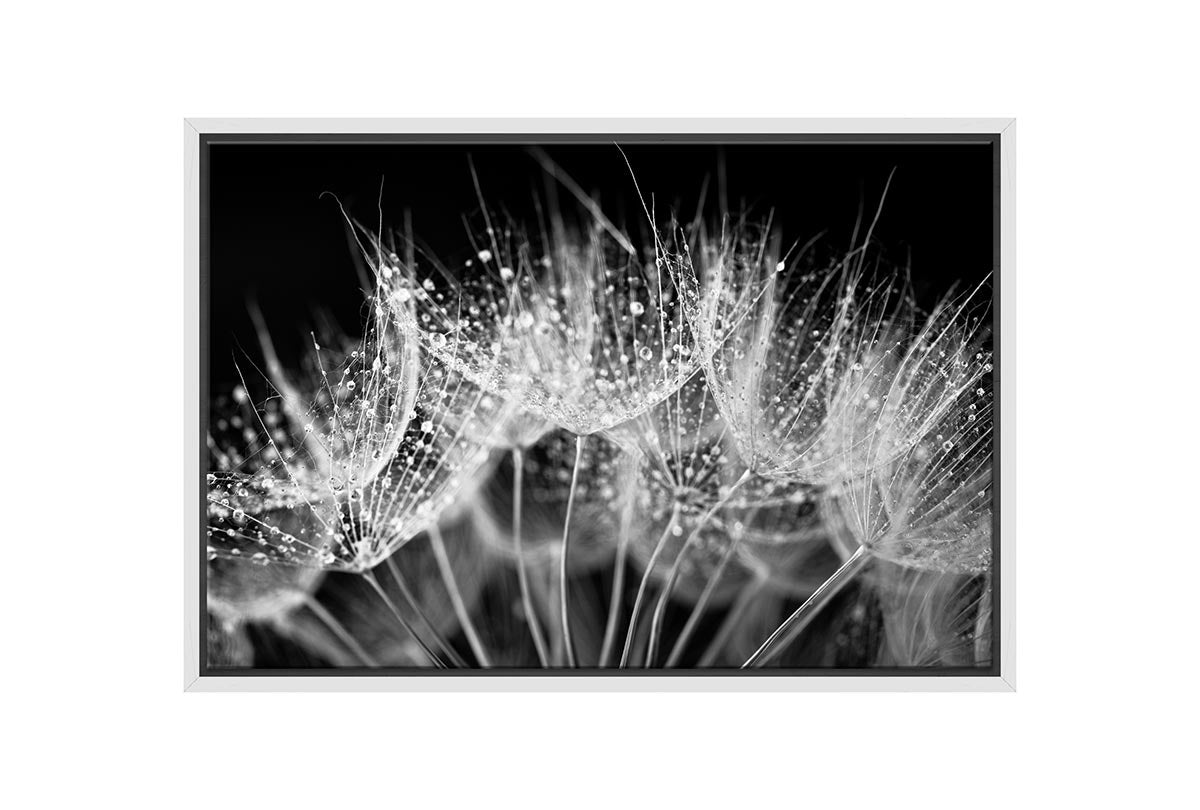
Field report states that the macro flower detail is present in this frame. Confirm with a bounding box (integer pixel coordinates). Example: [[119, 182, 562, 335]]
[[204, 144, 997, 674]]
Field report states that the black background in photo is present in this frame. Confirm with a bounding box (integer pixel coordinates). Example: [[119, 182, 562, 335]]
[[208, 142, 993, 391]]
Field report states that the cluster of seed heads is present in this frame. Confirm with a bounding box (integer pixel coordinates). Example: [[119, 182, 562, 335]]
[[206, 206, 993, 669]]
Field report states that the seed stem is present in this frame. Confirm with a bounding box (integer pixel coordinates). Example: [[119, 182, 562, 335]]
[[558, 434, 586, 668], [619, 502, 682, 668], [974, 579, 993, 666], [302, 594, 379, 668], [696, 577, 762, 667], [646, 469, 752, 666], [361, 569, 445, 668], [428, 523, 492, 668], [382, 554, 468, 668], [742, 544, 871, 668], [511, 447, 551, 667], [599, 455, 638, 667], [664, 532, 744, 668]]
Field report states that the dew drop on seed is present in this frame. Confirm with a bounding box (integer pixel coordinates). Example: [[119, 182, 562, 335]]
[[638, 346, 653, 361], [429, 333, 447, 349], [942, 440, 954, 451], [421, 420, 434, 433], [477, 249, 493, 262], [630, 301, 645, 317], [499, 266, 514, 282]]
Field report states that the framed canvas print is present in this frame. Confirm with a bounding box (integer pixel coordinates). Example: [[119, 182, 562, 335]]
[[185, 119, 1013, 691]]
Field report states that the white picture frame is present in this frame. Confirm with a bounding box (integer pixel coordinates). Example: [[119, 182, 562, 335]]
[[184, 118, 1015, 692]]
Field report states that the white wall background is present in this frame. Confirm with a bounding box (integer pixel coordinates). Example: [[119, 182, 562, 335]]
[[2, 2, 1194, 807]]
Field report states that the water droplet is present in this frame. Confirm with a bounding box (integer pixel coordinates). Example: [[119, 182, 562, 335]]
[[429, 332, 447, 349], [499, 266, 514, 282], [638, 346, 653, 361], [629, 301, 645, 317], [477, 249, 493, 262]]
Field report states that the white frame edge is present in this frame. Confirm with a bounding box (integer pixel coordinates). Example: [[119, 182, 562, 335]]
[[183, 118, 1015, 692]]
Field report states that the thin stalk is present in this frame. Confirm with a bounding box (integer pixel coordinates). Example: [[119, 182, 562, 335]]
[[558, 434, 586, 668], [512, 447, 550, 667], [664, 533, 744, 668], [618, 502, 682, 668], [696, 577, 762, 667], [974, 580, 993, 666], [302, 594, 379, 668], [646, 470, 752, 666], [382, 554, 468, 668], [361, 569, 445, 668], [599, 460, 638, 667], [742, 544, 871, 668], [428, 523, 492, 668], [598, 527, 630, 667], [538, 570, 565, 666]]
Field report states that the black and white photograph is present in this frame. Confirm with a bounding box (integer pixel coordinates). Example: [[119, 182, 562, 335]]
[[201, 134, 999, 674]]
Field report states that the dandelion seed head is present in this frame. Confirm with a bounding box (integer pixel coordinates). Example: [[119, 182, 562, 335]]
[[206, 269, 508, 573], [830, 372, 994, 576]]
